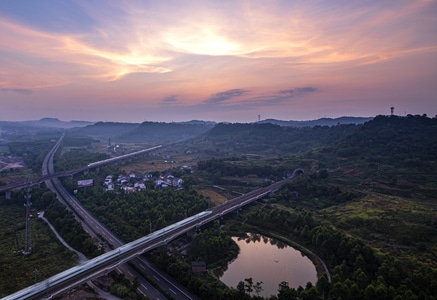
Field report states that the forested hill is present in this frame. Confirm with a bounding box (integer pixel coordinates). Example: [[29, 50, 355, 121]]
[[258, 116, 372, 127], [68, 122, 140, 139], [118, 121, 215, 143], [203, 122, 360, 155], [68, 121, 215, 143], [335, 114, 437, 163]]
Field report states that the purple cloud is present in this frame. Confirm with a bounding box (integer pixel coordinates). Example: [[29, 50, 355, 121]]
[[279, 87, 317, 96], [1, 88, 33, 95], [204, 89, 249, 104]]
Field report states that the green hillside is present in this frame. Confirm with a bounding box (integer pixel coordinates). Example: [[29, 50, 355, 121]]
[[191, 122, 359, 157], [185, 115, 437, 298], [119, 121, 214, 143]]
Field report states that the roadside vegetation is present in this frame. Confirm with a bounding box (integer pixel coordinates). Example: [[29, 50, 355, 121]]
[[60, 171, 209, 243]]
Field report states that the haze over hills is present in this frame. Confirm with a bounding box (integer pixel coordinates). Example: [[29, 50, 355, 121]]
[[64, 116, 373, 144], [258, 116, 373, 127], [0, 116, 372, 130], [0, 118, 93, 130], [0, 116, 373, 145]]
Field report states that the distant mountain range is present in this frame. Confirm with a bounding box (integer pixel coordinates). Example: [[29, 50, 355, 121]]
[[0, 118, 93, 129], [258, 116, 373, 127], [0, 116, 373, 131]]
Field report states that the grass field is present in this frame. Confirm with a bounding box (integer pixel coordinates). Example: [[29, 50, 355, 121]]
[[320, 192, 437, 267], [197, 189, 228, 205], [120, 154, 197, 174]]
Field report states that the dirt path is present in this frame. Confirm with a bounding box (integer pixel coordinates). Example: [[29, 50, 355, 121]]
[[38, 211, 88, 263]]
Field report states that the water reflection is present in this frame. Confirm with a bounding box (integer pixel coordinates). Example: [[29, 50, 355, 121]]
[[219, 233, 317, 297]]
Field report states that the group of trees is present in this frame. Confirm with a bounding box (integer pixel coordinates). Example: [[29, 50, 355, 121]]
[[197, 157, 284, 181], [205, 122, 360, 155], [109, 272, 147, 300], [274, 178, 363, 208], [62, 175, 209, 242], [245, 205, 437, 299], [31, 189, 103, 258], [336, 115, 437, 166], [188, 226, 239, 265], [55, 147, 108, 171], [7, 139, 57, 173]]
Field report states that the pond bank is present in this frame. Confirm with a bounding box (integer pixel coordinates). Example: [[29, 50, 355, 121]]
[[235, 225, 331, 283]]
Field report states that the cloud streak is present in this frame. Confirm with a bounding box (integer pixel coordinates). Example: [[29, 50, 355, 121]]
[[0, 87, 32, 94], [204, 89, 249, 105], [279, 87, 317, 96], [161, 95, 180, 105], [195, 86, 318, 113]]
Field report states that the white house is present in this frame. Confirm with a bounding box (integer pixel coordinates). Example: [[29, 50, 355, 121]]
[[172, 177, 183, 187], [106, 183, 115, 191], [134, 182, 146, 190]]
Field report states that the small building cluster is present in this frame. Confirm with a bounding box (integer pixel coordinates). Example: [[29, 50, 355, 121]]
[[103, 172, 184, 192]]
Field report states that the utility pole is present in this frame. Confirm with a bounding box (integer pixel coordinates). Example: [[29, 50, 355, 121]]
[[24, 185, 32, 255], [390, 106, 394, 116]]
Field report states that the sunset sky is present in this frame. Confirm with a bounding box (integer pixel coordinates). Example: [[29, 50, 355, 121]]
[[1, 0, 436, 123]]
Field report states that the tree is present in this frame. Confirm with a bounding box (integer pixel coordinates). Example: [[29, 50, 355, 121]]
[[254, 281, 264, 296], [244, 277, 254, 295], [278, 281, 298, 300], [237, 281, 246, 295], [316, 273, 330, 297], [182, 175, 196, 191]]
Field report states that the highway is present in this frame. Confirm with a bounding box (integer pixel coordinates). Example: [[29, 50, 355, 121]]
[[3, 177, 289, 300], [2, 136, 301, 300], [41, 136, 172, 300], [43, 136, 202, 300], [50, 175, 199, 300], [3, 211, 212, 300], [4, 175, 293, 300]]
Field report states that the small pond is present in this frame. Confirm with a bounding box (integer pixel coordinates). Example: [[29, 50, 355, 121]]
[[218, 233, 317, 297]]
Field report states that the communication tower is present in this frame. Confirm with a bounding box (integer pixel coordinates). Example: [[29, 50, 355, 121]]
[[390, 107, 395, 116]]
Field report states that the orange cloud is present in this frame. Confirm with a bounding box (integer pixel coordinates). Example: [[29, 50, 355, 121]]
[[0, 18, 172, 90]]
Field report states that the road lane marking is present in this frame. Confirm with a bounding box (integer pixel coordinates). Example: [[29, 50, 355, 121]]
[[153, 275, 160, 281], [169, 288, 177, 295]]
